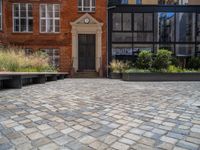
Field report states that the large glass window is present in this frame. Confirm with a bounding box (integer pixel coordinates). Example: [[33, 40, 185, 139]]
[[13, 3, 33, 32], [113, 13, 132, 31], [134, 13, 153, 31], [40, 4, 60, 33], [176, 44, 195, 56], [156, 12, 175, 42], [112, 32, 132, 42], [176, 13, 195, 42], [40, 49, 60, 68], [78, 0, 95, 12], [0, 0, 2, 30], [197, 14, 200, 42]]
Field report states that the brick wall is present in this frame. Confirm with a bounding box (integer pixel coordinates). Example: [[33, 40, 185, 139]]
[[0, 0, 107, 74]]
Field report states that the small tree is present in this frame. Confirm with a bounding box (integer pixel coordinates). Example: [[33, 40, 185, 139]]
[[153, 49, 172, 70], [136, 51, 153, 69]]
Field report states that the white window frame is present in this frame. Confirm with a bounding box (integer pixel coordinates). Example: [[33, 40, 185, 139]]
[[0, 0, 2, 31], [40, 4, 60, 33], [12, 3, 33, 33], [78, 0, 95, 12]]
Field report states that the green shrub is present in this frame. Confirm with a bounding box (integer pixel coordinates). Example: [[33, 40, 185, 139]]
[[187, 57, 200, 70], [136, 51, 153, 69], [0, 47, 57, 72], [171, 57, 179, 67], [153, 49, 172, 70]]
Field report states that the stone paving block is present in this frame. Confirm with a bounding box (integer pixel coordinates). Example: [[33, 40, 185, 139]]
[[53, 135, 74, 145], [39, 143, 59, 150], [79, 135, 96, 144], [28, 132, 44, 140], [123, 133, 141, 141], [176, 140, 199, 150], [160, 136, 178, 144], [111, 142, 130, 150], [138, 137, 156, 146], [157, 142, 174, 150], [42, 128, 57, 136], [16, 142, 32, 150], [31, 137, 51, 147], [111, 129, 126, 137], [100, 134, 118, 145], [119, 137, 135, 145], [89, 140, 108, 150], [129, 128, 145, 135]]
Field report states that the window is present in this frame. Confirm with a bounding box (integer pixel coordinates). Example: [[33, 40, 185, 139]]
[[113, 13, 132, 31], [0, 0, 2, 30], [156, 12, 175, 42], [112, 32, 132, 42], [13, 3, 33, 32], [197, 14, 200, 42], [134, 13, 153, 31], [78, 0, 95, 12], [112, 44, 133, 56], [176, 44, 195, 56], [41, 49, 60, 68], [176, 13, 195, 42], [40, 4, 60, 33], [136, 0, 142, 4]]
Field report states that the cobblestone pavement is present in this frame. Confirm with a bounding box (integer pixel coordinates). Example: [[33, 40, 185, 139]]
[[0, 79, 200, 150]]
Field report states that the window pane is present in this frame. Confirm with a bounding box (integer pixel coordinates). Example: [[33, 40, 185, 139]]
[[20, 4, 26, 18], [133, 44, 153, 53], [176, 44, 195, 56], [176, 13, 195, 42], [47, 19, 53, 32], [55, 20, 60, 32], [84, 0, 90, 7], [133, 32, 153, 42], [14, 4, 19, 17], [134, 13, 143, 31], [47, 5, 53, 18], [41, 5, 46, 18], [112, 44, 133, 56], [78, 0, 82, 6], [28, 4, 33, 17], [123, 13, 132, 31], [54, 5, 60, 18], [41, 19, 46, 32], [156, 12, 175, 42], [197, 14, 200, 42], [14, 19, 19, 32], [144, 13, 153, 31], [113, 13, 122, 31], [112, 32, 132, 42], [28, 19, 33, 32], [20, 19, 26, 32]]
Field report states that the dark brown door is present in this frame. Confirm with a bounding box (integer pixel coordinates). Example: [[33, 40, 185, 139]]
[[78, 34, 96, 71]]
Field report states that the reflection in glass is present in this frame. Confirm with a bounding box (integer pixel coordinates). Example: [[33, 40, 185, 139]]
[[112, 32, 132, 42], [155, 12, 175, 42], [133, 32, 153, 42], [197, 14, 200, 42], [176, 44, 195, 56], [113, 13, 122, 31], [176, 13, 195, 42], [133, 44, 153, 53], [123, 13, 132, 31], [112, 44, 133, 56]]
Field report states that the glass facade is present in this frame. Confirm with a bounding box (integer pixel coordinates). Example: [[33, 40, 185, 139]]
[[109, 5, 200, 61]]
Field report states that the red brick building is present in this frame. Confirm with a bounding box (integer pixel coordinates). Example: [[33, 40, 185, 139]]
[[0, 0, 107, 76]]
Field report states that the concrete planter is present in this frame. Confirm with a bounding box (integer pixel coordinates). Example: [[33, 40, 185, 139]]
[[110, 73, 122, 79], [122, 73, 200, 81]]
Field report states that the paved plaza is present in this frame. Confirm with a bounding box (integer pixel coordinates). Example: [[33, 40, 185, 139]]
[[0, 79, 200, 150]]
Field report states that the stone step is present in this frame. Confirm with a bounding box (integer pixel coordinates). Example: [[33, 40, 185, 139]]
[[73, 72, 99, 78]]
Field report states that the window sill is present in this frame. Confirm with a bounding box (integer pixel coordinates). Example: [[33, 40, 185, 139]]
[[12, 32, 33, 34]]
